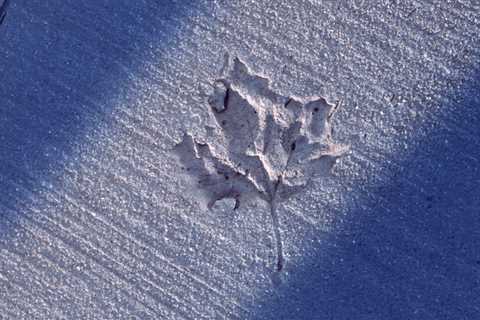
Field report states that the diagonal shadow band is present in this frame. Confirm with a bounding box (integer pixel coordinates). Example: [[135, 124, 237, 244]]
[[252, 65, 480, 319], [0, 0, 202, 238]]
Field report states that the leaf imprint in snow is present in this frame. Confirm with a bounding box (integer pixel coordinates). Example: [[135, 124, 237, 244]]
[[175, 57, 348, 272]]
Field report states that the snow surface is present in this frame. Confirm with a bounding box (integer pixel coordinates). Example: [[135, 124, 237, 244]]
[[0, 0, 479, 319]]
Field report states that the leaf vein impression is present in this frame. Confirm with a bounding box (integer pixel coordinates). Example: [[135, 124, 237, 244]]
[[175, 57, 348, 272]]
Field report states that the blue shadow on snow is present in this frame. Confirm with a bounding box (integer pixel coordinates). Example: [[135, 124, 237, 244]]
[[253, 70, 480, 318], [0, 0, 200, 237]]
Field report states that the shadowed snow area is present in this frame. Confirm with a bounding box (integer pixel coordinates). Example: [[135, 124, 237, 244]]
[[253, 70, 480, 320], [0, 0, 479, 319]]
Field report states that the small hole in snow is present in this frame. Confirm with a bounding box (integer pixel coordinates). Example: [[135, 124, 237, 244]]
[[284, 98, 292, 108]]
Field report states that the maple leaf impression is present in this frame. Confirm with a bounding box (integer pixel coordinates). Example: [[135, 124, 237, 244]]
[[175, 58, 348, 272]]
